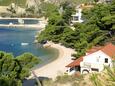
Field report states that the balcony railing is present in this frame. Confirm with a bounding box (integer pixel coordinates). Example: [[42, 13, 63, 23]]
[[80, 62, 103, 69], [80, 62, 91, 68]]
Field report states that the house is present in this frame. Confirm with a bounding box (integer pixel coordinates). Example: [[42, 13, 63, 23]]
[[98, 0, 112, 3], [66, 56, 83, 75], [66, 43, 115, 75], [71, 8, 83, 24], [71, 4, 93, 24]]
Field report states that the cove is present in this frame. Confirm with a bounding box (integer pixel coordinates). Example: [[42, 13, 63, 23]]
[[0, 27, 58, 64]]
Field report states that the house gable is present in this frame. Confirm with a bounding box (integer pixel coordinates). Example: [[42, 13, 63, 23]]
[[83, 50, 112, 64], [66, 56, 83, 68], [101, 43, 115, 59]]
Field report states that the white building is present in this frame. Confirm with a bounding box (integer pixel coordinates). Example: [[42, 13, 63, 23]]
[[71, 4, 94, 24], [98, 0, 112, 3], [66, 43, 115, 75], [71, 8, 83, 24]]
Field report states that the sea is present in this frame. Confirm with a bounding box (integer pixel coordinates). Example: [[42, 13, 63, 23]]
[[0, 27, 58, 66]]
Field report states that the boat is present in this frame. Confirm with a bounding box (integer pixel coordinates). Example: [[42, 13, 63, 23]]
[[9, 22, 13, 25], [43, 44, 51, 48], [33, 40, 38, 43], [43, 41, 52, 48], [34, 35, 38, 38], [21, 43, 29, 46]]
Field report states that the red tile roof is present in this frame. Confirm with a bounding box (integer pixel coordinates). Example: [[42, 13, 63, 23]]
[[66, 43, 115, 68], [66, 56, 83, 67], [87, 43, 115, 59], [87, 46, 102, 54], [101, 43, 115, 59]]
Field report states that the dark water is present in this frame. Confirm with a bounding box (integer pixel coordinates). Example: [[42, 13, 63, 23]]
[[0, 19, 39, 24], [0, 27, 58, 63]]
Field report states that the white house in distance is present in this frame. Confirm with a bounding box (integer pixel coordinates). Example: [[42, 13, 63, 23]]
[[66, 43, 115, 75], [71, 8, 83, 24], [71, 4, 93, 24], [98, 0, 112, 3]]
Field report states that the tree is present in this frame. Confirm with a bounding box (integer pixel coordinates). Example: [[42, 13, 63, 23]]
[[90, 67, 115, 86], [38, 0, 115, 59], [0, 51, 40, 86], [93, 0, 99, 3], [39, 2, 59, 18], [61, 1, 75, 24]]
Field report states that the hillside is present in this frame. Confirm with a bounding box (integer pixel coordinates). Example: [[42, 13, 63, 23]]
[[43, 67, 115, 86], [46, 0, 93, 5], [0, 0, 93, 6], [0, 0, 27, 7], [37, 0, 115, 58]]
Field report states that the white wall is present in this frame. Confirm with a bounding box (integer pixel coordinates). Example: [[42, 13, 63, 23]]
[[66, 67, 76, 75], [83, 50, 112, 65], [80, 50, 113, 73], [71, 8, 83, 23]]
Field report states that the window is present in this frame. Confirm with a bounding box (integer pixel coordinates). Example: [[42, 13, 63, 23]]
[[91, 68, 99, 72], [73, 16, 78, 21], [70, 67, 74, 72], [105, 58, 108, 63]]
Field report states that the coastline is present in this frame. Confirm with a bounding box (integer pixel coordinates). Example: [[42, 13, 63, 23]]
[[0, 17, 47, 29], [29, 42, 76, 79], [0, 24, 45, 29], [32, 47, 59, 70]]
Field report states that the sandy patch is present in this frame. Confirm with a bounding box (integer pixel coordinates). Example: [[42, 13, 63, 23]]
[[29, 42, 76, 79]]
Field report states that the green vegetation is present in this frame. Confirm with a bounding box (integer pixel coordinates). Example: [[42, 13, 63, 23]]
[[43, 74, 84, 86], [43, 67, 115, 86], [90, 67, 115, 86], [44, 0, 94, 6], [0, 0, 26, 7], [0, 51, 40, 86], [66, 0, 94, 5], [39, 2, 59, 18], [38, 1, 115, 58], [37, 2, 75, 42]]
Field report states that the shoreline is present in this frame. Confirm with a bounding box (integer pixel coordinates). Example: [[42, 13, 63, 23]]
[[0, 24, 45, 29], [0, 17, 47, 29], [32, 47, 59, 70], [29, 42, 76, 79]]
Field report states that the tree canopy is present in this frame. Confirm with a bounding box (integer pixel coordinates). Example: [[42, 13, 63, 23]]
[[38, 1, 115, 58], [0, 51, 40, 86]]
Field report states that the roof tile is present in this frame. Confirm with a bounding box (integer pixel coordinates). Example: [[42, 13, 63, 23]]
[[101, 43, 115, 59], [66, 56, 83, 67]]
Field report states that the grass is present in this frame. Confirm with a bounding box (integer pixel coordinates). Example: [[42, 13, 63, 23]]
[[0, 0, 27, 7], [90, 67, 115, 86], [43, 74, 84, 86]]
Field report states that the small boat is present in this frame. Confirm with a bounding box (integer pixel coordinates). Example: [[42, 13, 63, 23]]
[[43, 44, 51, 48], [21, 43, 29, 46], [34, 35, 38, 38], [9, 22, 13, 25], [33, 40, 38, 43]]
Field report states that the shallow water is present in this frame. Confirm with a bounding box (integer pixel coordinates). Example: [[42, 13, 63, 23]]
[[0, 27, 58, 63]]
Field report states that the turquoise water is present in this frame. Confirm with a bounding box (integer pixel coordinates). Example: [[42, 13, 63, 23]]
[[0, 27, 58, 63]]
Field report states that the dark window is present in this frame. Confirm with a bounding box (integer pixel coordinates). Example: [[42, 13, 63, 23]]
[[70, 67, 74, 72], [75, 66, 80, 71], [74, 16, 78, 21], [105, 58, 108, 63], [91, 68, 99, 72]]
